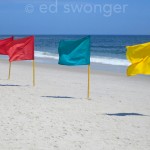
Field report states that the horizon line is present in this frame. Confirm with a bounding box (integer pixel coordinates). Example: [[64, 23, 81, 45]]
[[0, 34, 150, 36]]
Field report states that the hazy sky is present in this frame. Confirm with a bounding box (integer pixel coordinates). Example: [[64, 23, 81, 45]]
[[0, 0, 150, 35]]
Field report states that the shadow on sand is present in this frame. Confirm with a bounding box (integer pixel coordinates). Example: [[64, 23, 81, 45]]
[[105, 113, 148, 117], [0, 84, 29, 87], [41, 96, 75, 99]]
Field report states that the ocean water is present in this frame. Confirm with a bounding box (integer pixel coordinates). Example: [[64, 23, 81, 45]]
[[1, 35, 150, 67]]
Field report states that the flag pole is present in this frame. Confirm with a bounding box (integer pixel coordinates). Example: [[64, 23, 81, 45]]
[[32, 60, 35, 86], [8, 62, 11, 80], [87, 64, 90, 99]]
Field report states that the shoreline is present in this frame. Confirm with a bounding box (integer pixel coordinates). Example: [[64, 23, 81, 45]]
[[0, 57, 150, 87], [1, 57, 150, 82], [0, 55, 128, 74]]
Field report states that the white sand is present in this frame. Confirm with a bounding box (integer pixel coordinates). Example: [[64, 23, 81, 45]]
[[0, 60, 150, 150]]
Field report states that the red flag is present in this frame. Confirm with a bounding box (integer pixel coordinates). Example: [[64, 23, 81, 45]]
[[0, 37, 13, 55], [7, 36, 34, 62]]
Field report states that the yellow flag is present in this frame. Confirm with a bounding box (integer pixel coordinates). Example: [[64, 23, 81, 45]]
[[126, 42, 150, 76]]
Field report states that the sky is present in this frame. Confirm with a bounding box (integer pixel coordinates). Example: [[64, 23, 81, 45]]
[[0, 0, 150, 35]]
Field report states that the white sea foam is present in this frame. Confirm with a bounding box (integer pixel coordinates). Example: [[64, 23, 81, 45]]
[[35, 51, 59, 59], [35, 51, 130, 66], [90, 56, 130, 66]]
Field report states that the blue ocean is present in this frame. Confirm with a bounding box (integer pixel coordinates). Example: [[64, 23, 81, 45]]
[[1, 35, 150, 67]]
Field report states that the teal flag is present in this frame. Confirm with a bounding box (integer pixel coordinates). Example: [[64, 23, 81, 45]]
[[58, 36, 91, 66]]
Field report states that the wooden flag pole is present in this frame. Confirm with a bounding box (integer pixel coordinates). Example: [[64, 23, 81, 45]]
[[32, 60, 35, 86], [8, 62, 11, 80], [87, 64, 90, 99]]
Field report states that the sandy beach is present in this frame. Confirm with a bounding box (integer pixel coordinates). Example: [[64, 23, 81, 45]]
[[0, 59, 150, 150]]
